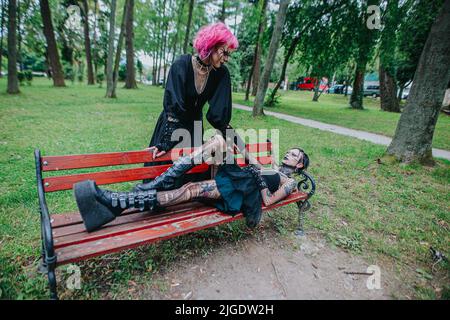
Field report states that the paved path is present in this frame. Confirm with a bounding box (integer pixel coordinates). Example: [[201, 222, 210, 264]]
[[233, 103, 450, 161]]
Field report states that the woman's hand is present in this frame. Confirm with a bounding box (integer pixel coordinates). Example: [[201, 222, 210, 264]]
[[148, 146, 167, 159]]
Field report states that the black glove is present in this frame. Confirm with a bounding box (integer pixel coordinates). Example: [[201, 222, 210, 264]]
[[243, 164, 268, 191], [155, 116, 182, 152]]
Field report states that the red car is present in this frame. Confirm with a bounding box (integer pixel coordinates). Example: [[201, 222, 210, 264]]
[[297, 77, 328, 91]]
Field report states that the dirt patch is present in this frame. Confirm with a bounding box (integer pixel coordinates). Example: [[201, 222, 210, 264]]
[[136, 232, 402, 300]]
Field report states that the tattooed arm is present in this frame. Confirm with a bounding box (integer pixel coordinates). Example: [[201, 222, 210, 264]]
[[260, 176, 297, 207]]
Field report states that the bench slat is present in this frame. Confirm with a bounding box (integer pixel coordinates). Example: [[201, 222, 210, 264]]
[[55, 192, 307, 266], [43, 155, 272, 192], [50, 202, 206, 228], [41, 143, 272, 171], [53, 205, 219, 248]]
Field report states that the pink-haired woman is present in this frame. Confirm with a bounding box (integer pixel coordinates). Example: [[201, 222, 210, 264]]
[[141, 22, 238, 189]]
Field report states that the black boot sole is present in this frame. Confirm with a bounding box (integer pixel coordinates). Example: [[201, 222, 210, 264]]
[[74, 180, 117, 232]]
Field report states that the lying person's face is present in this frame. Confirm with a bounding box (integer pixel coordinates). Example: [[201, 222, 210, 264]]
[[211, 45, 233, 68], [281, 148, 304, 170]]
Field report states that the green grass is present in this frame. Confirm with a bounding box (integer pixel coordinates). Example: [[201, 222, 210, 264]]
[[0, 78, 449, 300], [233, 90, 450, 151]]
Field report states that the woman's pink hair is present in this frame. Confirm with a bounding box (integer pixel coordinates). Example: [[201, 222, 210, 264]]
[[193, 22, 239, 60]]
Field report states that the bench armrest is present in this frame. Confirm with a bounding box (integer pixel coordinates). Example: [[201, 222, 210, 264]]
[[295, 171, 316, 199], [35, 149, 56, 266]]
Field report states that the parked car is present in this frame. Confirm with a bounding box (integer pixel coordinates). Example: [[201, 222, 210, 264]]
[[363, 85, 380, 98], [327, 84, 353, 95], [296, 77, 328, 91], [327, 84, 345, 94]]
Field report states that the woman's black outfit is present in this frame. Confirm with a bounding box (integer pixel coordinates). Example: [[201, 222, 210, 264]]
[[145, 54, 233, 186]]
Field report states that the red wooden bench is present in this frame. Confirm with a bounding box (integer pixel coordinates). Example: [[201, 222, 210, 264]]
[[34, 142, 315, 299]]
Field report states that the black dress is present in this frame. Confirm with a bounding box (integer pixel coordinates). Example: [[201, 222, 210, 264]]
[[145, 54, 233, 185]]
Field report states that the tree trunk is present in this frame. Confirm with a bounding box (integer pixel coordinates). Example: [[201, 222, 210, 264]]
[[267, 35, 299, 105], [82, 0, 95, 84], [386, 0, 450, 164], [39, 0, 65, 86], [350, 66, 365, 109], [161, 0, 170, 86], [92, 0, 98, 76], [253, 0, 290, 117], [312, 78, 320, 102], [379, 66, 400, 112], [183, 0, 194, 54], [124, 0, 137, 88], [251, 47, 261, 96], [170, 0, 185, 64], [219, 0, 226, 22], [7, 0, 19, 93], [0, 0, 6, 78], [17, 0, 23, 71], [245, 0, 268, 101], [105, 0, 117, 98], [112, 0, 127, 94]]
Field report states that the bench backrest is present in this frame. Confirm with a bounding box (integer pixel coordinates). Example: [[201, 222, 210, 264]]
[[36, 142, 273, 193]]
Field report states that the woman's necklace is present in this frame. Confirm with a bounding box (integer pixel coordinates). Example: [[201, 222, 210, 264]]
[[192, 55, 214, 95]]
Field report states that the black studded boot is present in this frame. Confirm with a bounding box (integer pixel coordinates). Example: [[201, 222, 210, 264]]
[[74, 180, 159, 232], [134, 155, 199, 192]]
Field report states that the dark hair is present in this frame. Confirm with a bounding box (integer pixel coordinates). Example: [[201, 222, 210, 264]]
[[292, 148, 309, 173]]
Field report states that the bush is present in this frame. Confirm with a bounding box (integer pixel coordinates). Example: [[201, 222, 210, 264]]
[[63, 63, 75, 83], [24, 70, 33, 85], [17, 71, 25, 85], [264, 88, 281, 107], [96, 73, 105, 88], [118, 64, 126, 82]]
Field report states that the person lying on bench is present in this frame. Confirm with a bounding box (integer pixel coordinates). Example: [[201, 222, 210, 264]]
[[73, 134, 310, 232]]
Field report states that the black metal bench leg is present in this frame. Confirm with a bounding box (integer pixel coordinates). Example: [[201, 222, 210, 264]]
[[295, 200, 310, 237], [48, 263, 58, 300]]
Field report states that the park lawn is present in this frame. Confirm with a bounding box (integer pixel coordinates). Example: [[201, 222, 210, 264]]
[[233, 90, 450, 151], [0, 78, 449, 300]]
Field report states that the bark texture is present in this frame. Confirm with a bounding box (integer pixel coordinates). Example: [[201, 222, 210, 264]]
[[124, 0, 137, 89], [386, 0, 450, 164], [253, 0, 290, 116], [82, 0, 95, 84], [379, 66, 400, 112], [39, 0, 65, 86], [7, 0, 19, 93], [183, 0, 194, 54], [105, 0, 117, 98]]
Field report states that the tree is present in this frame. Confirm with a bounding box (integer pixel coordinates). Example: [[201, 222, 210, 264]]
[[245, 0, 268, 101], [253, 0, 290, 116], [183, 0, 194, 54], [266, 0, 348, 106], [112, 0, 128, 93], [124, 0, 137, 88], [105, 0, 117, 98], [39, 0, 65, 86], [349, 0, 380, 109], [82, 0, 95, 84], [0, 0, 6, 78], [7, 0, 19, 93], [378, 0, 400, 112], [395, 0, 444, 101], [386, 0, 450, 164]]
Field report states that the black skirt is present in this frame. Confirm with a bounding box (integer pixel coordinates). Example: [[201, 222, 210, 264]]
[[213, 164, 262, 223]]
